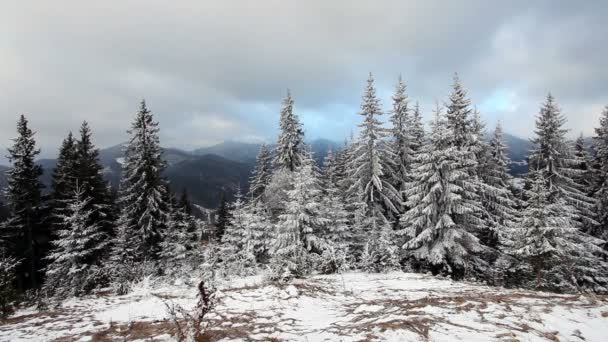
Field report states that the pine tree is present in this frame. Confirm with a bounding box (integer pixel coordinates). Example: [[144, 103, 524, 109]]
[[271, 154, 326, 277], [1, 115, 45, 289], [215, 191, 229, 241], [590, 106, 608, 251], [248, 144, 272, 202], [410, 102, 425, 155], [573, 134, 592, 194], [278, 154, 326, 252], [321, 155, 350, 248], [476, 121, 518, 248], [273, 91, 305, 172], [511, 171, 608, 292], [49, 132, 78, 230], [528, 94, 595, 228], [400, 104, 487, 278], [243, 201, 273, 262], [347, 73, 400, 226], [44, 185, 109, 298], [221, 188, 247, 250], [116, 100, 171, 261], [73, 122, 114, 258], [389, 76, 413, 214], [442, 75, 487, 251]]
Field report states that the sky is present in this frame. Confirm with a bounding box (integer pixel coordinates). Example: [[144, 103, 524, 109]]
[[1, 0, 607, 161]]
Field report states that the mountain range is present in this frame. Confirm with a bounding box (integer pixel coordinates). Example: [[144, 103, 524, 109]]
[[0, 134, 532, 208]]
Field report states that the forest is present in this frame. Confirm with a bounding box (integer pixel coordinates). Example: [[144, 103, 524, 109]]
[[1, 73, 607, 322]]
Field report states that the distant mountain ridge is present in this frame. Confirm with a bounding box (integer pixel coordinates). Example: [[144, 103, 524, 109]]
[[0, 136, 532, 206]]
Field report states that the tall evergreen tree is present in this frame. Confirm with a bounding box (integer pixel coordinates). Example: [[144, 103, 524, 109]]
[[271, 154, 326, 277], [511, 171, 608, 292], [273, 91, 305, 172], [400, 104, 487, 278], [573, 134, 592, 193], [48, 132, 78, 235], [389, 76, 413, 214], [73, 122, 114, 257], [1, 115, 45, 289], [347, 73, 400, 225], [442, 75, 487, 244], [410, 102, 425, 155], [590, 106, 608, 250], [115, 100, 170, 261], [528, 94, 595, 227], [44, 185, 109, 298], [248, 144, 272, 202], [480, 122, 518, 248], [215, 191, 229, 241]]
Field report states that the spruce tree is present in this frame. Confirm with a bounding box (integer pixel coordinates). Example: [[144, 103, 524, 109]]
[[116, 100, 170, 261], [44, 185, 109, 298], [573, 134, 592, 194], [248, 144, 272, 202], [410, 102, 425, 155], [2, 115, 45, 289], [273, 91, 305, 172], [215, 191, 229, 241], [528, 94, 595, 227], [477, 120, 518, 248], [389, 76, 413, 214], [347, 73, 400, 225], [400, 105, 487, 278], [271, 154, 326, 277], [321, 153, 350, 248], [73, 122, 114, 258], [590, 106, 608, 251], [49, 132, 78, 230], [511, 171, 608, 292]]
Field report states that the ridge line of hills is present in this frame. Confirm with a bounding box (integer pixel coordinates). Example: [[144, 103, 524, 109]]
[[0, 134, 532, 208]]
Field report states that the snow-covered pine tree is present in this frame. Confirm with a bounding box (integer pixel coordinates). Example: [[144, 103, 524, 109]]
[[347, 73, 400, 227], [572, 134, 592, 195], [273, 90, 305, 172], [484, 123, 519, 244], [116, 100, 170, 261], [475, 119, 518, 248], [321, 152, 350, 247], [160, 196, 186, 260], [49, 132, 78, 230], [410, 102, 425, 155], [2, 115, 45, 289], [243, 201, 273, 263], [400, 104, 487, 278], [178, 188, 193, 216], [221, 188, 246, 250], [248, 143, 272, 203], [389, 76, 413, 214], [443, 75, 486, 239], [528, 94, 596, 228], [590, 106, 608, 252], [44, 184, 109, 298], [270, 153, 326, 278], [344, 74, 400, 271], [511, 171, 608, 292], [73, 122, 114, 258]]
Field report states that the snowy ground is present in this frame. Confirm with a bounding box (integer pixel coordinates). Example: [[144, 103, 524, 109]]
[[2, 272, 608, 341]]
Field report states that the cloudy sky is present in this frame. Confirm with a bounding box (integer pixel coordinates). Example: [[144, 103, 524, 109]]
[[1, 0, 607, 161]]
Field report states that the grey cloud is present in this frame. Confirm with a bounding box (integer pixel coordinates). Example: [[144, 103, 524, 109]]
[[1, 0, 606, 163]]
